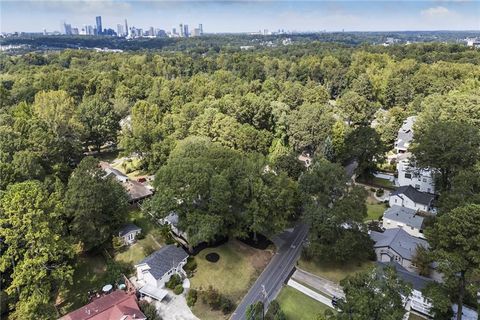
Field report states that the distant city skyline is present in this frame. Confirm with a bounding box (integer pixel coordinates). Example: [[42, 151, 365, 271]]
[[1, 0, 479, 34]]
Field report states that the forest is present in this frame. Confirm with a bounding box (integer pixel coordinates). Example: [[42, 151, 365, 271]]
[[1, 39, 480, 319]]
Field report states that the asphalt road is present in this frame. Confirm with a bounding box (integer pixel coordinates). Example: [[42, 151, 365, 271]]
[[231, 223, 309, 320]]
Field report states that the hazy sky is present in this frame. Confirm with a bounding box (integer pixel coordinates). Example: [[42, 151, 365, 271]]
[[1, 0, 479, 33]]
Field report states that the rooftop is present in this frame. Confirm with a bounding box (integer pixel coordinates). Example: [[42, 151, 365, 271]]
[[395, 116, 416, 151], [370, 228, 428, 260], [59, 290, 146, 320], [377, 262, 432, 291], [391, 185, 434, 206], [136, 245, 189, 280], [383, 205, 425, 230], [118, 223, 141, 237]]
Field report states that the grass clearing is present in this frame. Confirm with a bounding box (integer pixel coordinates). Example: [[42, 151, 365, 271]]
[[298, 259, 375, 284], [57, 254, 109, 314], [190, 240, 273, 319], [409, 313, 428, 320], [366, 203, 387, 221], [277, 286, 333, 320], [371, 177, 395, 189]]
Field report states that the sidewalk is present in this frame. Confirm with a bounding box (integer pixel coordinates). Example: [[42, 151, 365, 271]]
[[292, 268, 345, 299], [287, 279, 335, 309]]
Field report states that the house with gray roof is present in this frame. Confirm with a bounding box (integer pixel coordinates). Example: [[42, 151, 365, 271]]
[[383, 205, 426, 238], [135, 245, 189, 301], [389, 185, 435, 212], [370, 228, 428, 273], [395, 116, 415, 153], [118, 223, 142, 245]]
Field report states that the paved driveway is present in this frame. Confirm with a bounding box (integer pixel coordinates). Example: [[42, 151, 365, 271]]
[[154, 293, 199, 320]]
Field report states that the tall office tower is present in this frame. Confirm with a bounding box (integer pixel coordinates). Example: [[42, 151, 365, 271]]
[[96, 16, 102, 35], [199, 23, 203, 35], [64, 23, 72, 35], [179, 24, 184, 37], [117, 24, 124, 36], [183, 24, 189, 37], [172, 27, 177, 35], [124, 19, 129, 36], [43, 28, 47, 35], [72, 28, 79, 35], [149, 27, 154, 36], [87, 25, 94, 35]]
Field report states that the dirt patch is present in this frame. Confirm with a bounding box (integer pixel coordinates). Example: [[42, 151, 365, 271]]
[[206, 252, 220, 263]]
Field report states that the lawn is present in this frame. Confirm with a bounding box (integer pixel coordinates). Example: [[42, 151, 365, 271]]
[[297, 259, 375, 284], [409, 313, 427, 320], [114, 209, 165, 266], [366, 203, 387, 221], [56, 254, 109, 314], [371, 177, 395, 189], [111, 157, 147, 179], [277, 286, 333, 320], [191, 240, 273, 319]]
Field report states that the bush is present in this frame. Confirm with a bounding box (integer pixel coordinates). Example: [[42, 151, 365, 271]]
[[136, 231, 146, 240], [139, 301, 161, 320], [184, 257, 197, 275], [187, 289, 198, 307], [220, 297, 234, 314], [173, 284, 184, 295], [166, 274, 182, 289], [112, 236, 125, 252], [375, 188, 384, 197], [201, 286, 234, 314]]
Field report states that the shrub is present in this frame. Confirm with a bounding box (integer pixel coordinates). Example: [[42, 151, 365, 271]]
[[187, 289, 198, 307], [220, 297, 234, 314], [173, 284, 184, 295], [184, 257, 197, 275], [201, 286, 234, 314], [375, 188, 384, 197], [112, 236, 125, 252], [136, 231, 146, 240], [139, 301, 161, 320], [166, 274, 182, 289]]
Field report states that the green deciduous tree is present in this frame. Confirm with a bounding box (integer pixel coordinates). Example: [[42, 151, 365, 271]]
[[337, 266, 411, 320], [411, 121, 480, 192], [0, 181, 74, 319], [425, 204, 480, 320], [64, 157, 129, 251]]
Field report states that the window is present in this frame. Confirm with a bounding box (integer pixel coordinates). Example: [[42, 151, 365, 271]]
[[423, 178, 427, 182], [405, 173, 412, 179], [415, 184, 420, 189], [427, 188, 431, 193], [395, 198, 397, 203]]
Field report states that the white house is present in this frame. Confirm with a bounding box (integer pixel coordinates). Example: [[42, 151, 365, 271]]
[[118, 223, 142, 245], [370, 228, 428, 273], [159, 212, 188, 240], [389, 185, 435, 213], [135, 245, 188, 301], [397, 155, 436, 194], [382, 205, 426, 239], [394, 117, 436, 194], [395, 116, 416, 154]]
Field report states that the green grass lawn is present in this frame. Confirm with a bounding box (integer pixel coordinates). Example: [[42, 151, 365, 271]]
[[409, 313, 428, 320], [366, 203, 387, 221], [297, 259, 375, 284], [371, 177, 395, 189], [57, 254, 109, 314], [277, 286, 333, 320], [191, 240, 272, 319]]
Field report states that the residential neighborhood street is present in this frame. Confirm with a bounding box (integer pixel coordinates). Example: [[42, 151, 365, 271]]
[[231, 223, 309, 320]]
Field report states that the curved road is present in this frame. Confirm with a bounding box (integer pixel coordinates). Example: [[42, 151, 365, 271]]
[[231, 223, 309, 320]]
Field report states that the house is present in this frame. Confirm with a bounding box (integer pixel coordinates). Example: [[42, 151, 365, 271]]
[[397, 154, 436, 194], [379, 262, 478, 320], [389, 185, 435, 213], [395, 116, 416, 154], [99, 162, 153, 203], [159, 212, 188, 240], [370, 228, 428, 273], [135, 245, 189, 301], [298, 151, 313, 168], [382, 205, 426, 239], [394, 116, 436, 194], [59, 290, 146, 320], [118, 224, 142, 245]]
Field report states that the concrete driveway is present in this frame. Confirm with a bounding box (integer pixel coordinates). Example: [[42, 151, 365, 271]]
[[154, 293, 199, 320]]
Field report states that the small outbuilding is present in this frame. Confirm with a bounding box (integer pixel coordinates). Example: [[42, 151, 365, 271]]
[[118, 224, 142, 245]]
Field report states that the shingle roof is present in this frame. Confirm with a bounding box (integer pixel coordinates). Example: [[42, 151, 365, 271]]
[[137, 245, 188, 280], [118, 224, 141, 237], [370, 228, 428, 260], [391, 185, 434, 206], [377, 262, 433, 291], [383, 205, 425, 230], [395, 116, 416, 151]]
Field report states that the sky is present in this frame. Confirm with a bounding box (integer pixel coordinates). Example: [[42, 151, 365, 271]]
[[1, 0, 479, 33]]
